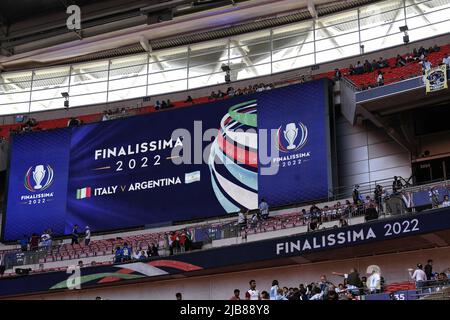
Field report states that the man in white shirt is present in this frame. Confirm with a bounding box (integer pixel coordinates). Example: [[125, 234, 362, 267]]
[[259, 198, 269, 219], [409, 263, 427, 289], [269, 280, 279, 300], [442, 53, 450, 68], [421, 58, 432, 72], [442, 195, 450, 208], [245, 280, 260, 300], [368, 270, 381, 294], [84, 226, 91, 246]]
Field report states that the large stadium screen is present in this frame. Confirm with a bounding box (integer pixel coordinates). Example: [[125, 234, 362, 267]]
[[2, 80, 333, 241]]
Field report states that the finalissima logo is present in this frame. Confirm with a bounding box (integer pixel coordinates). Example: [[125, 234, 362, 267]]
[[276, 122, 308, 153], [24, 164, 54, 192]]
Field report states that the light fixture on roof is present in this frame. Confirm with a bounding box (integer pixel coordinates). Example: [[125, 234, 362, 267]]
[[61, 92, 70, 108], [399, 26, 409, 45]]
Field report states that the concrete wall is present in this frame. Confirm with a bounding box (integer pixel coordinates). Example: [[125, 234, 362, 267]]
[[336, 115, 412, 191], [15, 246, 450, 300]]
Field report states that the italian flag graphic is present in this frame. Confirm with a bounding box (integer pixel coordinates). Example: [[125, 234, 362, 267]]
[[76, 187, 91, 199]]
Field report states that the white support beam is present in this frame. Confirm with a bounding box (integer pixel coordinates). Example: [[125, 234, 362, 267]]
[[307, 0, 318, 20]]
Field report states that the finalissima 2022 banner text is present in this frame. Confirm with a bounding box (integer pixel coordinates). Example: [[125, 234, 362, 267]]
[[2, 80, 332, 241]]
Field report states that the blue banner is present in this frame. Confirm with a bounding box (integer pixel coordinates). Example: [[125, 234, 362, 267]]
[[3, 80, 332, 241], [0, 208, 449, 298]]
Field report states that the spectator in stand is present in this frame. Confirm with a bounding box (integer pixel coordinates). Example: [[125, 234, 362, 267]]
[[208, 91, 217, 100], [19, 235, 28, 252], [175, 292, 183, 301], [425, 259, 434, 281], [413, 48, 420, 59], [378, 57, 389, 68], [442, 195, 450, 208], [40, 229, 52, 250], [155, 100, 161, 110], [430, 187, 440, 208], [371, 59, 379, 70], [114, 246, 122, 263], [352, 185, 360, 205], [161, 100, 168, 109], [374, 185, 384, 214], [443, 53, 450, 68], [364, 60, 373, 73], [237, 208, 247, 232], [227, 87, 235, 97], [121, 243, 132, 262], [270, 280, 279, 300], [333, 68, 342, 81], [147, 243, 159, 257], [276, 288, 288, 300], [309, 287, 324, 300], [179, 230, 187, 253], [84, 226, 91, 246], [395, 54, 406, 67], [409, 263, 427, 289], [332, 268, 363, 295], [30, 233, 40, 251], [185, 96, 194, 104], [392, 176, 403, 194], [245, 280, 260, 300], [259, 198, 269, 220], [170, 231, 179, 255], [319, 275, 334, 300], [261, 291, 270, 300], [166, 99, 174, 108], [71, 224, 79, 245], [355, 61, 364, 74], [421, 57, 432, 73], [377, 70, 384, 86], [230, 289, 241, 300], [349, 64, 355, 75], [78, 260, 84, 268]]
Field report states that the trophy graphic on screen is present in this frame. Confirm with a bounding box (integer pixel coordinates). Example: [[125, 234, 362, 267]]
[[284, 123, 298, 150], [32, 165, 46, 190]]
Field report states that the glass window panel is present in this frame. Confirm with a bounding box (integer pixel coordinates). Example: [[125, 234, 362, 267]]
[[33, 66, 70, 81], [272, 54, 315, 73], [149, 79, 187, 95], [273, 21, 314, 41], [152, 46, 188, 62], [361, 33, 403, 53], [189, 62, 224, 77], [315, 31, 359, 51], [0, 102, 29, 115], [272, 42, 315, 62], [70, 92, 107, 107], [409, 18, 450, 42], [108, 75, 147, 91], [71, 61, 109, 85], [189, 50, 228, 67], [108, 86, 147, 103], [31, 87, 69, 102], [188, 73, 224, 89], [30, 98, 66, 112], [315, 10, 358, 41], [148, 69, 187, 84], [0, 92, 30, 105], [234, 63, 271, 81], [69, 81, 107, 96], [360, 18, 406, 42], [149, 57, 188, 72], [359, 0, 404, 19], [316, 44, 360, 64], [0, 71, 32, 94], [230, 39, 271, 59]]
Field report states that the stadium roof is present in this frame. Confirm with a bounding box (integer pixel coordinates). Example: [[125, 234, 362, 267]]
[[0, 0, 380, 71]]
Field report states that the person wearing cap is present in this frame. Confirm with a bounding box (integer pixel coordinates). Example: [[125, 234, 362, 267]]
[[409, 263, 427, 289], [84, 226, 91, 246]]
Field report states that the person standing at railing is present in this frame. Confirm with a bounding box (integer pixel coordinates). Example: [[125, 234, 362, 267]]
[[409, 263, 427, 290], [392, 176, 403, 194], [259, 198, 269, 220], [374, 185, 384, 214]]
